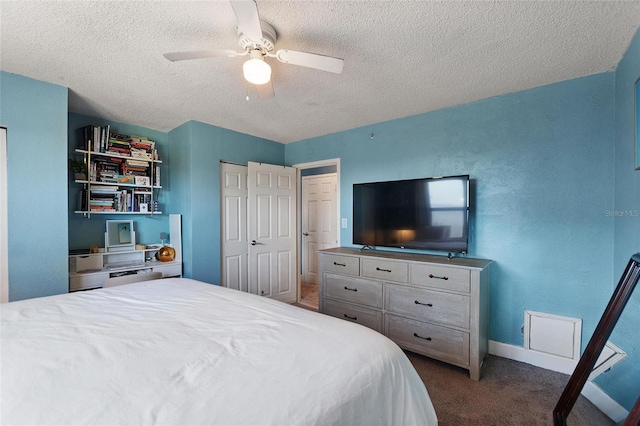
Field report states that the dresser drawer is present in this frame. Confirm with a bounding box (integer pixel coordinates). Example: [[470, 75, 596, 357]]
[[385, 314, 470, 366], [323, 299, 383, 333], [410, 263, 470, 293], [385, 284, 470, 329], [69, 273, 107, 292], [324, 274, 383, 308], [321, 254, 360, 276], [152, 262, 182, 277], [362, 258, 408, 283]]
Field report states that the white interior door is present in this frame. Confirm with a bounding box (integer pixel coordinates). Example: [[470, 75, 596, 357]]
[[302, 173, 338, 284], [248, 162, 297, 302], [1, 128, 8, 303], [220, 163, 248, 292]]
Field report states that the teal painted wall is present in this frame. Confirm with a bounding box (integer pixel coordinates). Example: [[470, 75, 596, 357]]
[[168, 120, 284, 284], [602, 28, 640, 411], [0, 72, 69, 301], [286, 73, 616, 359], [3, 33, 637, 412], [67, 113, 171, 250]]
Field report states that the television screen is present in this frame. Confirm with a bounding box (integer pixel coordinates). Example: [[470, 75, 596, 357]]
[[353, 175, 469, 253]]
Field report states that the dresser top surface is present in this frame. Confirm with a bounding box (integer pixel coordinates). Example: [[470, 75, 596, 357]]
[[319, 247, 492, 270]]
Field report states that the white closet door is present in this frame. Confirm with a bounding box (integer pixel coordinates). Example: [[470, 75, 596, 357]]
[[220, 163, 248, 292], [248, 162, 297, 303]]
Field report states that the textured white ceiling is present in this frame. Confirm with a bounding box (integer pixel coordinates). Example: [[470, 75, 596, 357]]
[[1, 1, 639, 144]]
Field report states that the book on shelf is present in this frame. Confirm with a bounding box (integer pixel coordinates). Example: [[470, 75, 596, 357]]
[[78, 125, 110, 153], [77, 189, 88, 211], [90, 206, 116, 212], [100, 125, 110, 153], [134, 176, 150, 186], [90, 202, 114, 208], [90, 185, 119, 191], [78, 125, 96, 151], [75, 127, 160, 215], [125, 158, 149, 167], [78, 127, 157, 159], [93, 127, 99, 152], [130, 148, 152, 159]]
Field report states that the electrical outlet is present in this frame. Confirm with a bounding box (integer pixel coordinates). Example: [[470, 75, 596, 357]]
[[341, 218, 347, 228]]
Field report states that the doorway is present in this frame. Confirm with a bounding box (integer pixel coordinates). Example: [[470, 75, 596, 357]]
[[295, 159, 340, 310]]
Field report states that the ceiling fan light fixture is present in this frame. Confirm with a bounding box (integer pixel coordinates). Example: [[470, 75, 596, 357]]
[[243, 57, 271, 85]]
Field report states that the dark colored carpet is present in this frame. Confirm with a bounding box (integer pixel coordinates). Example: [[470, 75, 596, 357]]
[[291, 298, 613, 425], [406, 352, 614, 426]]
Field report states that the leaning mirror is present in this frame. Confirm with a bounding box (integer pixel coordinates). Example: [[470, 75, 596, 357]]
[[636, 76, 640, 169]]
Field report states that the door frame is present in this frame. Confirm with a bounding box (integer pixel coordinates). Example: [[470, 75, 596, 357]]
[[293, 158, 341, 303], [1, 128, 8, 303], [301, 172, 337, 284]]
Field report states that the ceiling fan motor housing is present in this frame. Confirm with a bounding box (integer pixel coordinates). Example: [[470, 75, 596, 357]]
[[238, 20, 276, 53]]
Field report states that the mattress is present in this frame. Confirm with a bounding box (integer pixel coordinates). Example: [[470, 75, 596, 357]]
[[1, 278, 437, 425]]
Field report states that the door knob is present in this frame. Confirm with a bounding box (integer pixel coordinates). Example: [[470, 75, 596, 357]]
[[303, 232, 309, 236], [251, 240, 264, 246]]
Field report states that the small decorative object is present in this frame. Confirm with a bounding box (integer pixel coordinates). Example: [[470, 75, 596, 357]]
[[140, 203, 148, 213], [156, 246, 175, 262], [68, 158, 87, 181], [156, 232, 175, 262], [134, 176, 150, 186]]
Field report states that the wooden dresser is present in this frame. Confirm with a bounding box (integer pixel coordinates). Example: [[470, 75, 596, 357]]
[[318, 247, 492, 380]]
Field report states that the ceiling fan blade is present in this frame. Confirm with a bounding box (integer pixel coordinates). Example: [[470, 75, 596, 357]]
[[230, 0, 263, 43], [275, 49, 344, 74], [164, 50, 242, 62], [255, 80, 274, 99]]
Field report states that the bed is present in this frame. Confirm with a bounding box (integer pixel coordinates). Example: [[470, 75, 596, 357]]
[[1, 278, 437, 425]]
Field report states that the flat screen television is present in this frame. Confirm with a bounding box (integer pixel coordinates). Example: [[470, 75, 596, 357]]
[[353, 175, 470, 254]]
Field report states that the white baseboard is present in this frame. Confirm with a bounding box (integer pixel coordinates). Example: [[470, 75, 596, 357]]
[[489, 340, 628, 423], [489, 340, 578, 374], [581, 381, 629, 423]]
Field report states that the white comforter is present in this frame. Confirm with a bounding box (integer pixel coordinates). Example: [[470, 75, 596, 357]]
[[1, 278, 437, 425]]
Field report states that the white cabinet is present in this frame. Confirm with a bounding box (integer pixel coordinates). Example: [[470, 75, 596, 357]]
[[68, 214, 183, 292], [319, 247, 492, 381], [69, 247, 182, 291]]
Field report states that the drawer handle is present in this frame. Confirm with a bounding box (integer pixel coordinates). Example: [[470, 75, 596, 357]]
[[413, 333, 432, 341], [344, 314, 357, 320], [414, 300, 433, 307], [376, 267, 392, 272], [428, 274, 449, 281], [333, 262, 346, 267], [344, 286, 358, 292]]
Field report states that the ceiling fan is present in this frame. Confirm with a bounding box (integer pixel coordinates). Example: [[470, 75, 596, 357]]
[[163, 0, 345, 99]]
